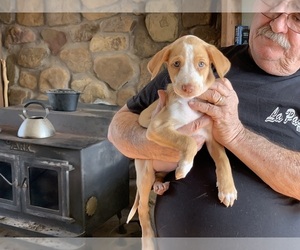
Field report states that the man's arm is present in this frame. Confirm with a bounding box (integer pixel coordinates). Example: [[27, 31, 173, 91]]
[[107, 104, 181, 162], [190, 78, 300, 200], [229, 127, 300, 200]]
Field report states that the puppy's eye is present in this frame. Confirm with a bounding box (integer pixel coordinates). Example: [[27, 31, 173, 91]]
[[173, 61, 181, 68], [198, 61, 205, 68]]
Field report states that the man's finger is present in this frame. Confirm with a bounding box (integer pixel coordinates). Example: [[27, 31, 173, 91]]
[[178, 115, 211, 135]]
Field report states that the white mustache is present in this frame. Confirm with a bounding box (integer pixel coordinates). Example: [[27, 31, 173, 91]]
[[257, 26, 291, 49]]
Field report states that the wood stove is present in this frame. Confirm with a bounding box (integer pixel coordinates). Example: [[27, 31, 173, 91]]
[[0, 102, 130, 236]]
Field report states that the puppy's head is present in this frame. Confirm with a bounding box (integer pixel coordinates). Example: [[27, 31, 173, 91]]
[[147, 35, 231, 98]]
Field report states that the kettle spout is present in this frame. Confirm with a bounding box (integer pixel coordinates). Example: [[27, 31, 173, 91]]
[[19, 114, 26, 120]]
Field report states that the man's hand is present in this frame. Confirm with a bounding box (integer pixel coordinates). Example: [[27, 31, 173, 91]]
[[152, 89, 209, 151], [189, 78, 245, 146]]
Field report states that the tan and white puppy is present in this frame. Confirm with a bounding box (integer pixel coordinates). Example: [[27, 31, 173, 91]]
[[127, 35, 237, 249]]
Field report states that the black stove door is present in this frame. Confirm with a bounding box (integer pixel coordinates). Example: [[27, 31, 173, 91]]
[[21, 157, 74, 222], [0, 153, 21, 212]]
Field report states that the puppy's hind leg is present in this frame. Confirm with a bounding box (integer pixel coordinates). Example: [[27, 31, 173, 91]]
[[135, 159, 156, 239], [153, 172, 169, 196]]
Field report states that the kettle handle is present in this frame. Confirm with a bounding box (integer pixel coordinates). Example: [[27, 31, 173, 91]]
[[23, 101, 50, 119]]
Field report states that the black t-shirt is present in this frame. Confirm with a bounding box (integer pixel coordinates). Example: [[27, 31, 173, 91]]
[[127, 45, 300, 237]]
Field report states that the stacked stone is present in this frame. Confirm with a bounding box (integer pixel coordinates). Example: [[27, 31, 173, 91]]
[[0, 6, 220, 106]]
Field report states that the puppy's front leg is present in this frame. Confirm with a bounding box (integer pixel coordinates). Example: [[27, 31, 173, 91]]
[[146, 115, 198, 180], [206, 138, 237, 207]]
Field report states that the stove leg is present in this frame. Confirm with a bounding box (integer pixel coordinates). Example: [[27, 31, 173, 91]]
[[117, 211, 122, 221], [117, 210, 127, 234]]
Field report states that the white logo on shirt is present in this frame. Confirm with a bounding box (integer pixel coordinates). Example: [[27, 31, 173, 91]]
[[265, 107, 300, 132]]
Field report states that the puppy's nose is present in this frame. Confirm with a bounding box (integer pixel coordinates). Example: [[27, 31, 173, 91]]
[[182, 84, 194, 94]]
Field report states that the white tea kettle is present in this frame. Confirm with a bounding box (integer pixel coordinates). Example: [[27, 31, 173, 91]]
[[17, 101, 56, 139]]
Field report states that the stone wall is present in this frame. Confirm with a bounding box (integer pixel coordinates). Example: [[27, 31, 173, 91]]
[[0, 12, 221, 107]]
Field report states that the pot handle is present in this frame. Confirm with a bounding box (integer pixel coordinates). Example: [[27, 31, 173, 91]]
[[22, 101, 50, 119]]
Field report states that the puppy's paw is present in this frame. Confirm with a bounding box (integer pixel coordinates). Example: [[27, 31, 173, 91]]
[[153, 181, 170, 195], [217, 182, 238, 207], [175, 160, 193, 180]]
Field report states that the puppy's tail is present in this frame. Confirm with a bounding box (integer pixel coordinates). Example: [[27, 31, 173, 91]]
[[126, 191, 139, 224]]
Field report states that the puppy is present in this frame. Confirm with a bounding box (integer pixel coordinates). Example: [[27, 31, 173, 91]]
[[127, 35, 237, 249]]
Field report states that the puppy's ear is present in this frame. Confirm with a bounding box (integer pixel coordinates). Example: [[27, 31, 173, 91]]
[[206, 45, 231, 79], [147, 46, 171, 80]]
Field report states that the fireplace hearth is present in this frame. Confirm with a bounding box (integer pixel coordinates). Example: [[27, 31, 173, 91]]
[[0, 101, 130, 236]]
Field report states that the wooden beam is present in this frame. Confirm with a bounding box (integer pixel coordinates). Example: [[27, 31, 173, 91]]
[[0, 31, 3, 108], [220, 0, 242, 47], [221, 13, 241, 47]]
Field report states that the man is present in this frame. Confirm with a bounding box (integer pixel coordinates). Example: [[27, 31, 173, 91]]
[[108, 1, 300, 236]]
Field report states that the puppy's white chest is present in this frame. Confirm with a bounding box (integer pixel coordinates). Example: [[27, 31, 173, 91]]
[[169, 98, 202, 128]]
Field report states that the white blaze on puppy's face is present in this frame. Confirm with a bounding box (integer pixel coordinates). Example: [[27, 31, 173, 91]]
[[168, 42, 212, 99]]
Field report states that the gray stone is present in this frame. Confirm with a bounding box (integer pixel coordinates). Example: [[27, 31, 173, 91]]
[[6, 55, 16, 87], [133, 20, 166, 58], [69, 23, 99, 42], [82, 13, 117, 21], [94, 54, 134, 91], [4, 25, 36, 48], [117, 86, 136, 106], [39, 67, 70, 93], [41, 29, 67, 55], [90, 34, 128, 52], [137, 58, 151, 92], [81, 0, 118, 9], [8, 87, 32, 106], [193, 25, 221, 47], [16, 13, 44, 26], [45, 0, 81, 13], [60, 47, 92, 73], [145, 0, 179, 12], [19, 71, 38, 90], [145, 13, 179, 42], [0, 13, 13, 24], [0, 0, 13, 14], [182, 13, 212, 28], [100, 15, 137, 32], [46, 13, 81, 26], [16, 0, 44, 12], [72, 77, 115, 104], [17, 46, 48, 69]]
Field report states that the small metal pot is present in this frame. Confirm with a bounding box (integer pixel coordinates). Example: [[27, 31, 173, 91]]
[[17, 101, 56, 139], [47, 89, 80, 112]]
